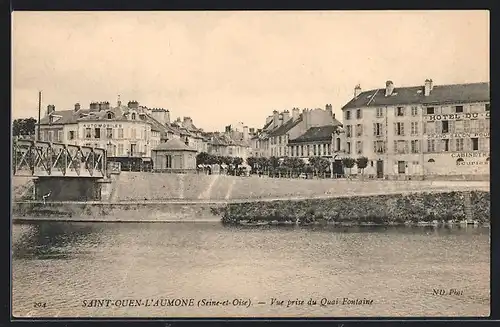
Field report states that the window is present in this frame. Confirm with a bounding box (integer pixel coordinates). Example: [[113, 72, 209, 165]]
[[118, 128, 124, 139], [427, 139, 436, 152], [107, 112, 114, 119], [428, 158, 435, 163], [411, 106, 418, 116], [426, 107, 435, 115], [345, 111, 351, 120], [131, 113, 136, 120], [441, 139, 449, 152], [398, 161, 406, 174], [356, 109, 362, 119], [471, 138, 479, 151], [394, 140, 406, 154], [376, 108, 384, 118], [456, 158, 464, 165], [346, 125, 352, 137], [411, 140, 420, 153], [68, 131, 75, 140], [455, 138, 464, 151], [347, 142, 351, 154], [425, 121, 435, 134], [106, 128, 113, 139], [336, 138, 341, 151], [396, 107, 405, 117], [410, 122, 419, 135], [455, 105, 463, 113], [131, 128, 136, 139], [356, 124, 363, 136], [395, 122, 405, 136], [118, 144, 124, 155], [279, 136, 282, 144], [374, 140, 385, 154], [166, 155, 172, 168], [373, 123, 383, 136], [94, 128, 101, 139], [356, 141, 362, 154], [85, 128, 92, 139], [470, 120, 479, 133], [300, 145, 304, 157], [454, 120, 464, 133], [485, 103, 490, 111], [442, 120, 449, 133]]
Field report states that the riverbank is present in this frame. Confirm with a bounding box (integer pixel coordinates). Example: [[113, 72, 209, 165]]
[[12, 190, 490, 226]]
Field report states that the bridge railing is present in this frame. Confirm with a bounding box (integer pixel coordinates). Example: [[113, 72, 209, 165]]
[[12, 140, 107, 178]]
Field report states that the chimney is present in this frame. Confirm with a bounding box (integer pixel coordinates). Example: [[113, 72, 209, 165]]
[[98, 102, 103, 111], [385, 81, 395, 97], [354, 84, 362, 98], [117, 95, 121, 107], [302, 108, 309, 129], [243, 126, 249, 141], [325, 104, 333, 117], [266, 115, 273, 125], [128, 101, 139, 109], [89, 102, 97, 111], [292, 107, 300, 121], [424, 79, 433, 96], [273, 110, 279, 128], [282, 110, 291, 123], [74, 103, 81, 112], [165, 109, 170, 124], [278, 113, 284, 126], [47, 105, 55, 115]]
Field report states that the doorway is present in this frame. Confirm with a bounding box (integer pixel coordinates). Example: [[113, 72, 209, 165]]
[[376, 160, 384, 178], [398, 161, 406, 174]]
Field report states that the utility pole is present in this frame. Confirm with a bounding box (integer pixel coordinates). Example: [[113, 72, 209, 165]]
[[37, 91, 42, 141]]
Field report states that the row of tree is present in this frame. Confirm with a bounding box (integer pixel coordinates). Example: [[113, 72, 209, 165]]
[[196, 152, 244, 168], [245, 155, 369, 178]]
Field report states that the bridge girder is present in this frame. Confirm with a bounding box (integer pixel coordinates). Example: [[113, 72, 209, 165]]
[[12, 140, 107, 178]]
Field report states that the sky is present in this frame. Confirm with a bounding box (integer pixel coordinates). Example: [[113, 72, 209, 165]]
[[12, 10, 489, 131]]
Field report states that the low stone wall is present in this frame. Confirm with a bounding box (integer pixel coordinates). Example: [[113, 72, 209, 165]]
[[220, 191, 490, 225], [12, 191, 490, 225], [12, 201, 224, 222]]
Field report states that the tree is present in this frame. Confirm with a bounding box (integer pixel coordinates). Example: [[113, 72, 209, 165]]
[[341, 157, 356, 176], [269, 156, 280, 177], [233, 157, 243, 170], [13, 118, 37, 137], [317, 157, 331, 178], [356, 156, 369, 178], [196, 152, 210, 166], [246, 156, 257, 173]]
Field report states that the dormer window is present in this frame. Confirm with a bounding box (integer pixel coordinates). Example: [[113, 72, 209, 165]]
[[131, 113, 136, 120], [107, 112, 114, 119]]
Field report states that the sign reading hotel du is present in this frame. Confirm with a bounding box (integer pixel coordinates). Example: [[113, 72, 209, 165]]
[[425, 112, 490, 121]]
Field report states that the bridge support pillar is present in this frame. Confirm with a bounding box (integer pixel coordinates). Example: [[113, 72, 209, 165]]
[[34, 177, 102, 201]]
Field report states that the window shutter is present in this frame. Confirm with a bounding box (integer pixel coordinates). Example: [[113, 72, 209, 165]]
[[394, 108, 398, 117], [404, 141, 409, 153], [394, 123, 398, 135], [423, 121, 427, 134], [394, 140, 397, 153], [401, 123, 405, 136], [434, 121, 440, 134], [449, 120, 455, 133], [417, 140, 421, 152], [373, 141, 377, 153], [373, 123, 377, 136]]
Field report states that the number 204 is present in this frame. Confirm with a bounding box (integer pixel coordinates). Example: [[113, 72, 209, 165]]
[[34, 302, 47, 308]]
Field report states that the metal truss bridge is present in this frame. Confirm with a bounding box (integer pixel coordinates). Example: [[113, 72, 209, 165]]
[[12, 140, 107, 178]]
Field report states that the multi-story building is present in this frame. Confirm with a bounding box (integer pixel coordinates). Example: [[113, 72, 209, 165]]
[[37, 101, 161, 159], [252, 105, 342, 158], [341, 80, 490, 180]]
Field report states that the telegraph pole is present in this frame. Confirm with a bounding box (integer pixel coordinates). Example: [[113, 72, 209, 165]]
[[37, 91, 42, 141]]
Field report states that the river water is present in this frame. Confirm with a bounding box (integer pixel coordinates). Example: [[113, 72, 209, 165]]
[[12, 221, 490, 318]]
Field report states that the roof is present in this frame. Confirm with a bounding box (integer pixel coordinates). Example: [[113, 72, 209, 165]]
[[152, 138, 197, 152], [268, 117, 303, 137], [288, 125, 342, 144], [342, 82, 490, 110]]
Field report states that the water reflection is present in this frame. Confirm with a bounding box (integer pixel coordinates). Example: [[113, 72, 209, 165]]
[[12, 222, 103, 260]]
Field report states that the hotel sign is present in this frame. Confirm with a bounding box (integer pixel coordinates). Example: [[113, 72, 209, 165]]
[[82, 123, 122, 128], [426, 132, 490, 139], [425, 112, 489, 121]]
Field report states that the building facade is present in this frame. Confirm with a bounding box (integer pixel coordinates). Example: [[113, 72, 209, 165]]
[[341, 80, 490, 179]]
